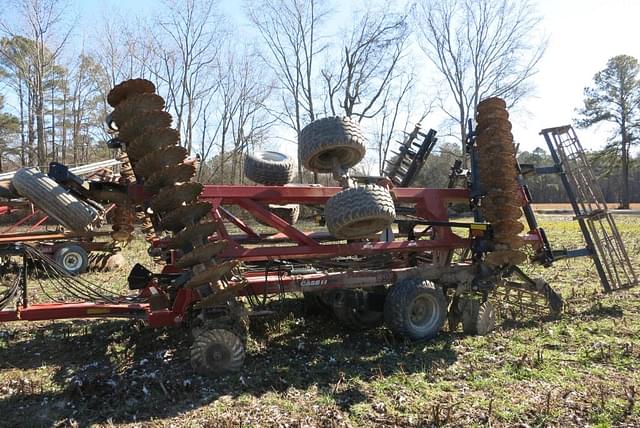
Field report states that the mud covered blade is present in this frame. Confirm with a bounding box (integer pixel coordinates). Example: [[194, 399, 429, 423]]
[[111, 93, 165, 127], [150, 182, 203, 214], [108, 78, 156, 107], [185, 260, 240, 289], [160, 202, 212, 233], [134, 146, 188, 178], [176, 240, 229, 268], [143, 164, 196, 193]]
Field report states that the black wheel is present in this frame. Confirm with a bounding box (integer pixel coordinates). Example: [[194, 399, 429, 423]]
[[12, 168, 100, 233], [257, 203, 300, 226], [460, 298, 496, 335], [244, 151, 294, 185], [298, 117, 366, 173], [331, 291, 383, 330], [325, 184, 395, 239], [384, 278, 447, 340], [302, 292, 330, 315], [268, 204, 300, 224], [54, 244, 89, 276], [190, 328, 245, 375]]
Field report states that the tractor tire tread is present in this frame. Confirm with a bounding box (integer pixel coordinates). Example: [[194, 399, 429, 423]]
[[12, 168, 100, 233], [324, 184, 395, 239]]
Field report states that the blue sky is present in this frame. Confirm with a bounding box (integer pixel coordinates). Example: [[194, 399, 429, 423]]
[[5, 0, 640, 155]]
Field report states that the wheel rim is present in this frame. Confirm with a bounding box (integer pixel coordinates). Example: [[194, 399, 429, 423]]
[[205, 343, 230, 368], [409, 294, 440, 332], [311, 147, 363, 171], [258, 151, 287, 162], [62, 252, 82, 271], [337, 217, 392, 238]]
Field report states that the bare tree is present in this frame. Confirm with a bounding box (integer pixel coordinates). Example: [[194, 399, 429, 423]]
[[202, 46, 274, 184], [152, 0, 225, 153], [415, 0, 546, 165], [247, 0, 329, 181], [322, 8, 409, 122], [0, 0, 73, 167], [373, 74, 435, 175]]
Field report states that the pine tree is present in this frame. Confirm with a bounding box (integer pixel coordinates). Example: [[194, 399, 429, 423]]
[[577, 55, 640, 209]]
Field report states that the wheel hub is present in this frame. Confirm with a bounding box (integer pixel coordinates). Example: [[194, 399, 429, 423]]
[[409, 295, 437, 329], [206, 344, 229, 365], [63, 253, 81, 270]]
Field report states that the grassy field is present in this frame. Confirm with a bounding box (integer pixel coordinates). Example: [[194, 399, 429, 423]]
[[1, 215, 639, 427]]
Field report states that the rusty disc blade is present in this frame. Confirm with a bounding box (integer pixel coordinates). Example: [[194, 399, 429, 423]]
[[478, 139, 516, 154], [175, 240, 229, 268], [167, 221, 217, 249], [476, 108, 509, 123], [477, 97, 506, 112], [144, 164, 196, 193], [127, 128, 180, 161], [485, 250, 527, 266], [483, 189, 519, 205], [185, 260, 240, 289], [479, 175, 519, 191], [118, 111, 173, 143], [196, 280, 248, 309], [491, 219, 525, 235], [151, 182, 203, 213], [477, 143, 516, 159], [476, 131, 515, 147], [111, 93, 165, 127], [482, 204, 522, 222], [493, 234, 525, 249], [134, 146, 188, 178], [483, 182, 520, 196], [160, 201, 212, 232], [111, 229, 133, 241], [476, 117, 512, 132], [476, 120, 513, 136], [477, 154, 517, 171], [108, 79, 156, 107], [478, 168, 518, 183]]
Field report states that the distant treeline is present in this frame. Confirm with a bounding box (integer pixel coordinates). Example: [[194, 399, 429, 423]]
[[412, 143, 639, 205]]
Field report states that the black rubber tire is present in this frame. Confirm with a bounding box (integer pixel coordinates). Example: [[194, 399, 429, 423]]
[[244, 151, 294, 185], [460, 298, 481, 334], [331, 291, 383, 330], [298, 116, 366, 173], [257, 204, 300, 226], [325, 184, 395, 239], [54, 244, 88, 276], [461, 299, 496, 335], [384, 277, 447, 340], [270, 204, 300, 224], [302, 292, 330, 315], [190, 328, 245, 375], [12, 168, 100, 233]]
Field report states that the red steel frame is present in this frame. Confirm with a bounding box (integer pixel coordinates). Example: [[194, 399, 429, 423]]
[[0, 184, 545, 327], [197, 185, 471, 260]]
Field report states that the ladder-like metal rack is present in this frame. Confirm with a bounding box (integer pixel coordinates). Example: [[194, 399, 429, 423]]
[[540, 125, 637, 292], [384, 125, 437, 187]]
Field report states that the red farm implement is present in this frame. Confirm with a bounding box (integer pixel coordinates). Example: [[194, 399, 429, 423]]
[[0, 79, 635, 375]]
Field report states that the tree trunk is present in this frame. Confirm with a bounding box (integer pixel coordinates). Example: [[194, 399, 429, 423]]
[[18, 80, 26, 166], [459, 116, 468, 169], [28, 87, 35, 166], [36, 94, 46, 167], [620, 137, 630, 209], [62, 86, 67, 162], [50, 84, 56, 161]]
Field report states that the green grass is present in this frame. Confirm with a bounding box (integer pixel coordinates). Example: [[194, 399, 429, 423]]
[[0, 216, 639, 426]]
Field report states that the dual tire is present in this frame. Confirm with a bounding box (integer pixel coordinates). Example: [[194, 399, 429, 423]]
[[12, 168, 100, 233]]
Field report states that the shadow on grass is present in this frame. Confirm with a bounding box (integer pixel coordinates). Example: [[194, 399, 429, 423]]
[[0, 298, 459, 426]]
